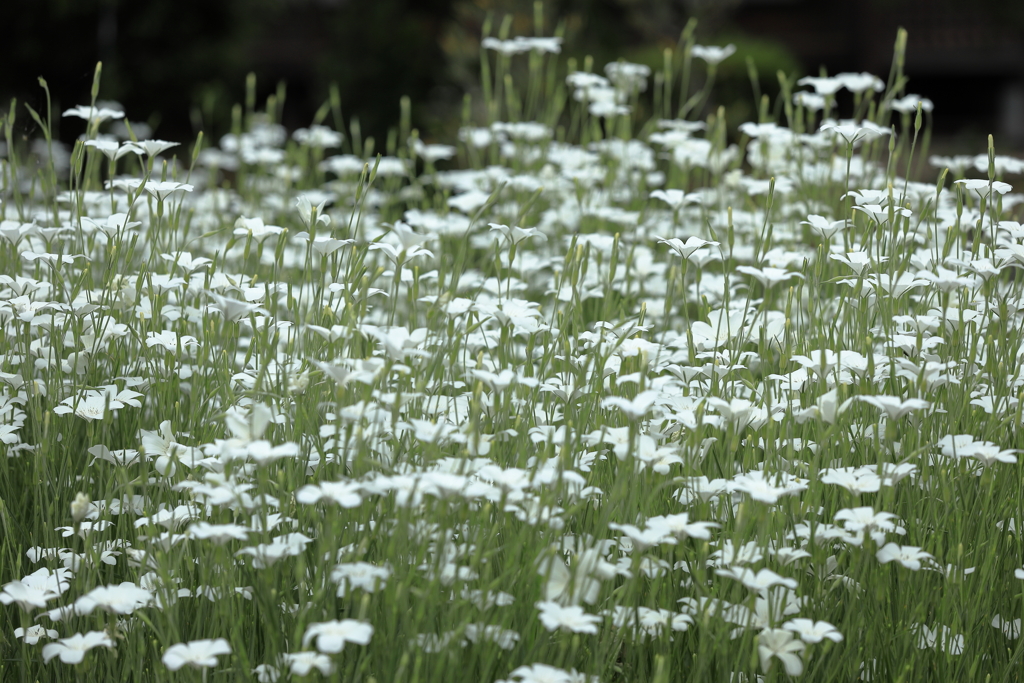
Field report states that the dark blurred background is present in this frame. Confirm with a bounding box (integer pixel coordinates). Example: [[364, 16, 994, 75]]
[[2, 0, 1023, 153]]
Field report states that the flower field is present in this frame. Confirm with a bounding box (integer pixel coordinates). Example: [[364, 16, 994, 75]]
[[1, 19, 1024, 683]]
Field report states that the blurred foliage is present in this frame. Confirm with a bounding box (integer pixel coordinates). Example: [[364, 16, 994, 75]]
[[0, 0, 804, 145], [0, 0, 455, 145]]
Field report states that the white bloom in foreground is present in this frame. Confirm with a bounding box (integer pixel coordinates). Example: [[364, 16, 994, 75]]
[[758, 628, 805, 676], [281, 651, 335, 676], [1, 567, 72, 610], [536, 601, 601, 634], [497, 663, 598, 683], [301, 619, 374, 653], [876, 543, 933, 571], [253, 663, 282, 682], [162, 638, 232, 670], [782, 618, 843, 644], [43, 631, 115, 664]]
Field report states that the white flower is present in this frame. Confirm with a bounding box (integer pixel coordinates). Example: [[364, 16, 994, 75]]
[[891, 94, 934, 114], [914, 623, 964, 655], [186, 522, 252, 544], [253, 663, 281, 682], [608, 522, 677, 550], [715, 567, 799, 594], [834, 72, 884, 94], [331, 562, 391, 596], [954, 178, 1012, 195], [280, 651, 335, 676], [659, 236, 719, 260], [489, 222, 547, 246], [236, 533, 312, 568], [650, 189, 701, 210], [1, 567, 72, 610], [735, 265, 803, 288], [296, 480, 364, 507], [15, 625, 58, 644], [645, 513, 718, 540], [296, 195, 331, 228], [43, 631, 115, 664], [802, 215, 847, 240], [131, 139, 179, 157], [162, 638, 232, 670], [797, 76, 844, 96], [601, 390, 660, 420], [856, 395, 930, 421], [731, 470, 808, 505], [498, 663, 594, 683], [782, 618, 843, 643], [535, 601, 601, 634], [829, 250, 880, 276], [293, 124, 344, 148], [820, 470, 882, 495], [146, 330, 200, 353], [143, 181, 194, 201], [691, 44, 737, 65], [234, 216, 286, 242], [301, 619, 374, 653], [74, 582, 152, 615], [63, 105, 124, 123], [758, 628, 805, 676], [992, 614, 1022, 639], [834, 507, 899, 535], [820, 119, 890, 144], [876, 543, 933, 571]]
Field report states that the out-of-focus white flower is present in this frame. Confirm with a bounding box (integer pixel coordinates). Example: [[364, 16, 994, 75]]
[[691, 44, 737, 65], [535, 601, 601, 634], [758, 628, 805, 675], [876, 543, 933, 571], [301, 619, 374, 653], [43, 631, 115, 664], [162, 638, 232, 670]]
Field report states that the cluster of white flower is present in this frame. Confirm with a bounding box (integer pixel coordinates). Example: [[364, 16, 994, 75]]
[[2, 22, 1023, 683]]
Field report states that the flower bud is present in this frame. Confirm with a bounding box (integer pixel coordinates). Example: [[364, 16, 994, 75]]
[[70, 492, 92, 523]]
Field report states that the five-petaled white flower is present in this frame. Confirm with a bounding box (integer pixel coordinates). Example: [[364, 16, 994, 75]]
[[758, 628, 806, 676], [535, 601, 601, 634], [301, 619, 374, 653], [162, 638, 232, 670], [782, 618, 844, 644], [876, 543, 933, 571], [43, 631, 115, 664]]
